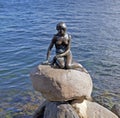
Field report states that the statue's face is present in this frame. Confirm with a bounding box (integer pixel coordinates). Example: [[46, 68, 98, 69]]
[[56, 22, 67, 36], [58, 27, 66, 36]]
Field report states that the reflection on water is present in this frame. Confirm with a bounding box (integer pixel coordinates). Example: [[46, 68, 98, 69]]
[[0, 0, 120, 117]]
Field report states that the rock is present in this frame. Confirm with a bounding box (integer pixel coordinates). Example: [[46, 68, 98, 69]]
[[30, 64, 93, 101], [71, 99, 118, 118], [33, 101, 79, 118], [111, 104, 120, 118], [33, 101, 48, 118]]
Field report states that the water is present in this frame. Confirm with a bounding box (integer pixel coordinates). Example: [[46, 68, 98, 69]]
[[0, 0, 120, 117]]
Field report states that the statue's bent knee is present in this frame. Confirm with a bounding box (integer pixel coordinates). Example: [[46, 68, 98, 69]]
[[65, 64, 71, 69]]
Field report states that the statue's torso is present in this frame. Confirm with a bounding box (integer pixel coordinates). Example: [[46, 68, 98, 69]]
[[55, 34, 70, 54]]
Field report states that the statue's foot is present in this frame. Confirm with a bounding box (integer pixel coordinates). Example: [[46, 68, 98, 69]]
[[78, 63, 88, 74], [75, 67, 89, 74], [71, 62, 89, 74]]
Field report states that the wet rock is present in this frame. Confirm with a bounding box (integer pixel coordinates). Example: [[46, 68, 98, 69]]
[[71, 99, 118, 118], [30, 64, 93, 101], [111, 104, 120, 118], [33, 101, 79, 118], [33, 101, 47, 118]]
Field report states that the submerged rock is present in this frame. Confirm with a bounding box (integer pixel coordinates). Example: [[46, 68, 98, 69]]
[[30, 64, 93, 101]]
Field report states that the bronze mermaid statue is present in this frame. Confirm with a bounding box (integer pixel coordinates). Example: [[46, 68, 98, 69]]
[[42, 22, 87, 73]]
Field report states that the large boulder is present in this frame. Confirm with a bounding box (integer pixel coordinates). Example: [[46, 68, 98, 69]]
[[72, 99, 118, 118], [30, 64, 93, 101]]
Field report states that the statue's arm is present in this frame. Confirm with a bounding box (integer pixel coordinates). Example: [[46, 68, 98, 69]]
[[56, 49, 70, 57], [46, 37, 55, 61]]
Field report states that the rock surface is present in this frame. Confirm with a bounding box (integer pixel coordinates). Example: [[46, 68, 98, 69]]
[[33, 101, 79, 118], [72, 99, 118, 118], [30, 64, 93, 101], [111, 104, 120, 118]]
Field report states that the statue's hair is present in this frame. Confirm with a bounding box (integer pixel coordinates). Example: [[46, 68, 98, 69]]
[[56, 22, 67, 31]]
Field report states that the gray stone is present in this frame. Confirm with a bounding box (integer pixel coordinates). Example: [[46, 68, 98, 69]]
[[30, 64, 93, 101], [111, 104, 120, 118], [33, 101, 79, 118], [33, 101, 48, 118]]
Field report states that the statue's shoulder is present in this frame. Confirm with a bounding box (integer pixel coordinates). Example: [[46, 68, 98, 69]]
[[51, 34, 58, 42], [54, 33, 57, 36], [53, 33, 59, 38], [67, 33, 72, 39]]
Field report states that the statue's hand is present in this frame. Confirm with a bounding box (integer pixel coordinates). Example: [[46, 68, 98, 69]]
[[55, 54, 61, 58], [41, 60, 49, 65]]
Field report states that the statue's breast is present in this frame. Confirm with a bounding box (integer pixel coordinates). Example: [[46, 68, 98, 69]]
[[56, 37, 69, 46]]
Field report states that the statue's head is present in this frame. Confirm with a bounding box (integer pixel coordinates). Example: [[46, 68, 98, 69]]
[[56, 22, 67, 35]]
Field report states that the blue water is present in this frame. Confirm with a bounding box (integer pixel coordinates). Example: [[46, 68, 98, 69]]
[[0, 0, 120, 117]]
